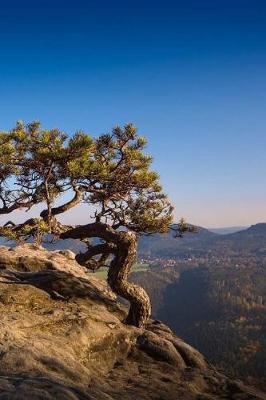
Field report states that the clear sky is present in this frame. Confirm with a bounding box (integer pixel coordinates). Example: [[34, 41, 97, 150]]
[[0, 0, 265, 228]]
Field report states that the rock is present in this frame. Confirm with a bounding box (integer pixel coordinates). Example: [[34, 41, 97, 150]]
[[0, 377, 90, 400], [0, 246, 265, 399], [57, 250, 77, 260], [0, 244, 116, 301], [146, 321, 207, 370], [137, 331, 186, 368]]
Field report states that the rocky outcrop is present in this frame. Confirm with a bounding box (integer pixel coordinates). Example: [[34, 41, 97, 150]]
[[0, 245, 265, 399]]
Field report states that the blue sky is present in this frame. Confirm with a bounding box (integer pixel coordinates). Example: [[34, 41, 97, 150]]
[[0, 0, 265, 227]]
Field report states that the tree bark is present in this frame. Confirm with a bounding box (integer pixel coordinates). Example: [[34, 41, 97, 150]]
[[107, 230, 151, 327], [60, 223, 151, 328]]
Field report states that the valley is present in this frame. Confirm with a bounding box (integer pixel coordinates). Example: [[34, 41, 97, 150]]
[[131, 223, 266, 389]]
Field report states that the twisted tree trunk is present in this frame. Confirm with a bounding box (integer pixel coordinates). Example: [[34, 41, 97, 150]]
[[60, 223, 151, 328], [107, 230, 151, 327]]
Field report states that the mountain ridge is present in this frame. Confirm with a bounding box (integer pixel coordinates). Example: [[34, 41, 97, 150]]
[[138, 222, 266, 258], [208, 226, 247, 235]]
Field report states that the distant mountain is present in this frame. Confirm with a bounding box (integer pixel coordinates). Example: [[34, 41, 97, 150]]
[[138, 225, 218, 258], [43, 238, 86, 253], [208, 226, 247, 235], [138, 223, 266, 258], [245, 223, 266, 234], [209, 223, 266, 256]]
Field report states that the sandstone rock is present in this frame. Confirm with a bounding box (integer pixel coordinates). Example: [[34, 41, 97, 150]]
[[146, 321, 207, 370], [0, 246, 265, 400], [137, 330, 186, 368]]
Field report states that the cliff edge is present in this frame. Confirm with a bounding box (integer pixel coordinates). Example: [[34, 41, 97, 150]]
[[0, 245, 265, 400]]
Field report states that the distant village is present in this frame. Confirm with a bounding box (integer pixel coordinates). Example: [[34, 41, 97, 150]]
[[137, 254, 265, 270]]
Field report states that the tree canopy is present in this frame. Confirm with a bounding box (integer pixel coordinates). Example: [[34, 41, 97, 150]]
[[0, 121, 173, 236], [0, 121, 176, 327]]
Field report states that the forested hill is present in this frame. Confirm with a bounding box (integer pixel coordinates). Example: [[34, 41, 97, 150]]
[[138, 223, 266, 258], [138, 225, 218, 258], [208, 226, 247, 234]]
